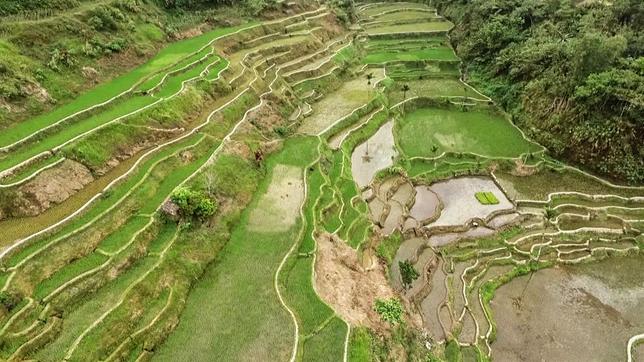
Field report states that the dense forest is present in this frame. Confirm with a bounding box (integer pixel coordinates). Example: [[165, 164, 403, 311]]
[[433, 0, 643, 183]]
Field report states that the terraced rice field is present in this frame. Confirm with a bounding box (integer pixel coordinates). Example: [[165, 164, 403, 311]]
[[0, 2, 641, 362]]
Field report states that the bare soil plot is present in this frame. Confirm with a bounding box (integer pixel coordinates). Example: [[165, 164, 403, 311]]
[[314, 232, 394, 330], [248, 165, 304, 232], [298, 68, 385, 135], [427, 177, 514, 227], [351, 121, 397, 188], [493, 256, 644, 362]]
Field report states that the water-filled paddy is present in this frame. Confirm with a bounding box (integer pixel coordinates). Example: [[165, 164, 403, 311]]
[[351, 121, 397, 188], [493, 256, 644, 361], [426, 177, 513, 227]]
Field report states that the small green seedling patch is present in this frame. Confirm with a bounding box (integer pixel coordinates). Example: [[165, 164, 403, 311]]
[[475, 191, 499, 205]]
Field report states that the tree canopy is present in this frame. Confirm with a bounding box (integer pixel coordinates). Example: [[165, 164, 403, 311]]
[[434, 0, 644, 182]]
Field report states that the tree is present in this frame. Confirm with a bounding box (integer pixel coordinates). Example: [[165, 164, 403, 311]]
[[401, 84, 411, 114], [401, 84, 410, 100], [169, 187, 218, 222], [366, 72, 374, 85], [399, 260, 419, 289]]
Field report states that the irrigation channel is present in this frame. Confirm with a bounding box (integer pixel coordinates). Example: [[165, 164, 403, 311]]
[[0, 1, 641, 361]]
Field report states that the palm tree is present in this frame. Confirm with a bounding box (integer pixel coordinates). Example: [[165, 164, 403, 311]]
[[401, 84, 411, 114], [401, 84, 410, 100], [366, 72, 374, 85]]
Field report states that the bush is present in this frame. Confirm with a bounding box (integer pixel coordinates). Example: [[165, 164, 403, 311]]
[[170, 187, 218, 222], [0, 291, 21, 312], [374, 298, 404, 325], [399, 260, 419, 289]]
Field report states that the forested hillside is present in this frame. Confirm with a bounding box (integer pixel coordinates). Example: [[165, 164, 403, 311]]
[[0, 0, 286, 128], [433, 0, 643, 183]]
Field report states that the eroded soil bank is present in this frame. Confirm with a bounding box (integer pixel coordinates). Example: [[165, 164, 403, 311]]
[[492, 256, 644, 362]]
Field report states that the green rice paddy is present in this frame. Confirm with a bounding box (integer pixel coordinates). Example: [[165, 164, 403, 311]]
[[396, 107, 542, 158]]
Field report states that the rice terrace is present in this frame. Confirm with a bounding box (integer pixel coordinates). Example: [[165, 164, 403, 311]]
[[0, 0, 642, 361]]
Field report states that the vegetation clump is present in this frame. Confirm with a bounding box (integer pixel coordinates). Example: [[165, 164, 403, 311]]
[[374, 298, 404, 325], [433, 0, 644, 182], [169, 187, 217, 222], [475, 191, 499, 205], [0, 291, 21, 312], [398, 260, 420, 289]]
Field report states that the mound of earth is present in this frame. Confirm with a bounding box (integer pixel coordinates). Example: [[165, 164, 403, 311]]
[[314, 232, 421, 331], [16, 159, 94, 217]]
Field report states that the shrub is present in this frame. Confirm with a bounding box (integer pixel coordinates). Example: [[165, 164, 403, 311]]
[[170, 187, 218, 222], [0, 291, 21, 312], [399, 260, 419, 289], [374, 298, 404, 325]]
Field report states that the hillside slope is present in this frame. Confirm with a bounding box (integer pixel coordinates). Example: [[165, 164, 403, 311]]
[[0, 0, 296, 128], [433, 0, 643, 183]]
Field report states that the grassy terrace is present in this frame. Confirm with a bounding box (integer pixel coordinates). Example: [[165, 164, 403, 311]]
[[0, 2, 641, 362], [366, 21, 453, 35], [388, 79, 488, 103], [364, 46, 457, 63], [396, 106, 542, 158], [360, 3, 432, 17], [155, 137, 319, 361], [0, 23, 256, 148], [371, 10, 440, 22]]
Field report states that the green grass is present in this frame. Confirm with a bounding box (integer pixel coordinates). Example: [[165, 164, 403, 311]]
[[372, 10, 439, 22], [0, 95, 157, 172], [3, 133, 204, 268], [280, 256, 334, 336], [495, 168, 644, 200], [376, 231, 404, 267], [363, 47, 457, 64], [388, 79, 487, 103], [33, 251, 109, 300], [146, 223, 178, 254], [362, 3, 431, 16], [97, 215, 151, 253], [366, 21, 452, 35], [475, 192, 499, 205], [348, 327, 374, 362], [300, 164, 325, 254], [396, 107, 541, 158], [154, 137, 319, 361], [301, 317, 347, 362], [0, 22, 256, 148], [34, 256, 160, 361]]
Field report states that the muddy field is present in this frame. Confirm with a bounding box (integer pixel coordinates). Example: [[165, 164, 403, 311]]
[[427, 176, 513, 227], [492, 256, 644, 362], [351, 121, 396, 188]]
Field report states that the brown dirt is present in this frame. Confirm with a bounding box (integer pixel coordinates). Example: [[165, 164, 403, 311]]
[[21, 82, 53, 104], [248, 94, 291, 134], [16, 159, 94, 217], [173, 26, 205, 41], [511, 159, 537, 177], [314, 232, 422, 331]]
